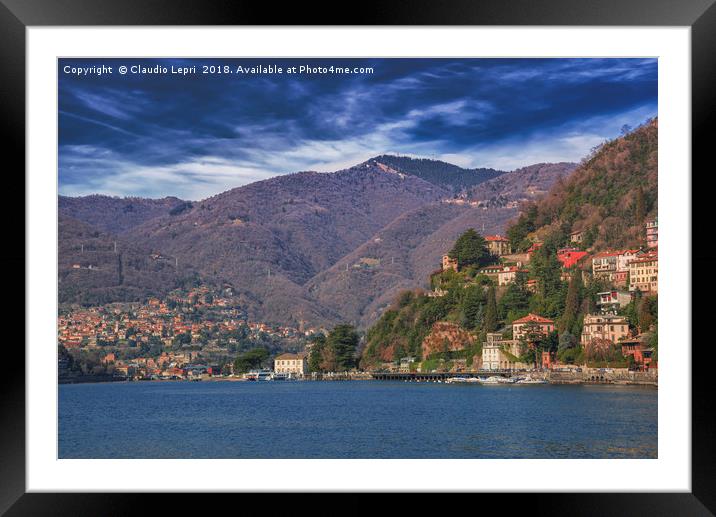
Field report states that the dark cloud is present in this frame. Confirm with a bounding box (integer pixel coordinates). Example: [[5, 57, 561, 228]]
[[58, 58, 657, 199]]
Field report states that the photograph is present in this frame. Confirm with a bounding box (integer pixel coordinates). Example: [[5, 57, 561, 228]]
[[56, 57, 660, 460]]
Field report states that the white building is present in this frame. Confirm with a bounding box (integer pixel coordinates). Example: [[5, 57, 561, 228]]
[[481, 333, 525, 370]]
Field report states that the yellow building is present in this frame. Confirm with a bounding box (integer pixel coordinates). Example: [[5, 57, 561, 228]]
[[274, 353, 308, 376], [512, 313, 555, 341], [628, 252, 658, 293], [580, 314, 630, 345], [442, 254, 458, 272], [485, 235, 511, 256]]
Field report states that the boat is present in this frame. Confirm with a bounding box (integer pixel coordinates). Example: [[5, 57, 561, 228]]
[[271, 372, 293, 381], [480, 376, 503, 384], [246, 369, 273, 381], [515, 376, 548, 384], [446, 377, 481, 384]]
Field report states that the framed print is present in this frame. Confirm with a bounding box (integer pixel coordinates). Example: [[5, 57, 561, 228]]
[[3, 0, 714, 513]]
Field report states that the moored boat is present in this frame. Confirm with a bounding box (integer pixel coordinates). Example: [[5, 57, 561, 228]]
[[515, 376, 548, 384]]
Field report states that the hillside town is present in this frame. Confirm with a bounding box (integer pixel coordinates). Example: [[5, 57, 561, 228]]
[[58, 285, 323, 382], [362, 214, 658, 382], [432, 220, 657, 373]]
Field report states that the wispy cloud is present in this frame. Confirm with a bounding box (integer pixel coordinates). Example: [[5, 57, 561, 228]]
[[59, 58, 658, 199]]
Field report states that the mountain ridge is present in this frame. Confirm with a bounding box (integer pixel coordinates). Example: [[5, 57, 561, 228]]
[[58, 156, 579, 328]]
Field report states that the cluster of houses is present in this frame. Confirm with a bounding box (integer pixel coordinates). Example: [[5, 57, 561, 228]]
[[481, 309, 653, 372], [100, 350, 223, 380], [429, 220, 659, 371], [58, 286, 318, 351], [439, 219, 658, 296]]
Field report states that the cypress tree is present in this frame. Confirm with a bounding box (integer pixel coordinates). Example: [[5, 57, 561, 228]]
[[560, 272, 582, 333], [483, 286, 498, 332]]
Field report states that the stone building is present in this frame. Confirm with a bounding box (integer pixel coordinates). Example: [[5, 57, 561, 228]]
[[512, 313, 555, 341], [485, 235, 511, 256], [442, 254, 458, 272], [646, 219, 658, 248], [580, 314, 630, 346], [481, 333, 526, 370], [274, 352, 308, 376], [628, 251, 658, 294]]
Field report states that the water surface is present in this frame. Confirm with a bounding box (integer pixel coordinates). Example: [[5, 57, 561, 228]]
[[59, 381, 657, 458]]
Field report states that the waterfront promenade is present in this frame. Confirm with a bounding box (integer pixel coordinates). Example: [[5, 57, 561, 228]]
[[364, 369, 657, 386]]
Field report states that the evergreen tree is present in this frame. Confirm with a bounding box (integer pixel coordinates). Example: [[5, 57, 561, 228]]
[[449, 228, 490, 268], [499, 270, 530, 321], [327, 324, 359, 371], [461, 285, 485, 329], [507, 204, 538, 252], [560, 272, 582, 333], [308, 334, 326, 372], [233, 347, 269, 373], [483, 286, 498, 332], [530, 236, 566, 317]]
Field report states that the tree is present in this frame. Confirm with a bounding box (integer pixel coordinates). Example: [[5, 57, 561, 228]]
[[449, 229, 490, 268], [584, 338, 614, 363], [461, 285, 485, 329], [326, 324, 359, 371], [530, 233, 566, 317], [507, 204, 538, 252], [560, 272, 582, 334], [519, 322, 552, 369], [499, 271, 530, 321], [558, 330, 577, 352], [638, 296, 655, 332], [308, 334, 327, 372], [233, 347, 269, 373], [647, 326, 658, 361], [483, 286, 498, 332]]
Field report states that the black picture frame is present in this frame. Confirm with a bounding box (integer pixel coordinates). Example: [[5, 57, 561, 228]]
[[2, 0, 712, 513]]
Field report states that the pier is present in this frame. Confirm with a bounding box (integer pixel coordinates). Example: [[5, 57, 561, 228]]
[[370, 370, 516, 381]]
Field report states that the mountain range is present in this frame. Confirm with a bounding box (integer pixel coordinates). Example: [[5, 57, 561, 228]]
[[58, 156, 577, 328]]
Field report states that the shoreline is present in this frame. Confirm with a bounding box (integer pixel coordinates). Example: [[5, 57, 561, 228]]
[[59, 376, 658, 388]]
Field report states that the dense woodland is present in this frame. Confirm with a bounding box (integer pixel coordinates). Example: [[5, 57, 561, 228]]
[[507, 119, 658, 252], [373, 155, 506, 191]]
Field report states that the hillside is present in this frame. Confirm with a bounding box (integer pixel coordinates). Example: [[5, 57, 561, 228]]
[[59, 157, 578, 328], [506, 119, 658, 251], [121, 161, 447, 327], [59, 195, 185, 234], [465, 162, 577, 208], [305, 203, 516, 328], [58, 215, 201, 305], [371, 155, 506, 191], [301, 161, 574, 328]]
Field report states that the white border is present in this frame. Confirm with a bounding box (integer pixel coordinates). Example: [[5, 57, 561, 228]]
[[27, 27, 690, 492]]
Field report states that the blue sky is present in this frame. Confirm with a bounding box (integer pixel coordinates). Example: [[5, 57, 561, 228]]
[[59, 58, 657, 200]]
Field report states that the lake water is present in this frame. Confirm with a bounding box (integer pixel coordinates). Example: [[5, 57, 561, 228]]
[[58, 380, 657, 459]]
